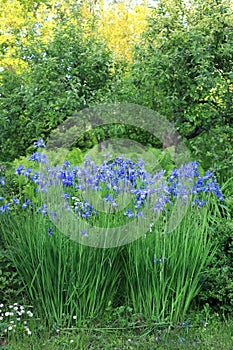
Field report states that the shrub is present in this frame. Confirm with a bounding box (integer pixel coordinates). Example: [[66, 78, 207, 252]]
[[197, 177, 233, 315], [0, 248, 23, 305]]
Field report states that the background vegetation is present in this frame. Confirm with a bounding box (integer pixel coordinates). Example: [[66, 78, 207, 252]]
[[0, 0, 232, 348]]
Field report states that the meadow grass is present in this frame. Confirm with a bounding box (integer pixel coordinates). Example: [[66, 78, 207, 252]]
[[1, 316, 232, 349]]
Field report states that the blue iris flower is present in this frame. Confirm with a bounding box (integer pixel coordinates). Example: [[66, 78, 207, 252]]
[[48, 227, 55, 236], [124, 208, 134, 218], [15, 164, 24, 175], [81, 229, 88, 238], [22, 199, 31, 209], [0, 177, 4, 187], [34, 139, 46, 148], [0, 203, 11, 214]]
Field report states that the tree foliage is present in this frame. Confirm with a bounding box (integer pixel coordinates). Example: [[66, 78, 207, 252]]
[[126, 0, 233, 172], [0, 0, 233, 176], [97, 1, 150, 61], [0, 0, 70, 72], [0, 20, 115, 161]]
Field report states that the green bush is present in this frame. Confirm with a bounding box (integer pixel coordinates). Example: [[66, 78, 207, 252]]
[[197, 178, 233, 314], [0, 247, 24, 304], [198, 219, 233, 314]]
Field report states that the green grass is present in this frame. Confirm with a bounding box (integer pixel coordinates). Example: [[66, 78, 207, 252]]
[[1, 319, 233, 349]]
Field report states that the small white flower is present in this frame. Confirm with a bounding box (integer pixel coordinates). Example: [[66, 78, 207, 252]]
[[27, 311, 33, 317], [0, 303, 4, 308], [20, 306, 25, 310], [0, 317, 3, 321], [8, 326, 13, 331], [14, 306, 18, 311], [73, 315, 77, 320], [17, 317, 21, 321], [149, 222, 155, 232], [13, 303, 18, 306], [25, 325, 32, 335], [9, 305, 13, 309], [24, 320, 27, 325], [70, 339, 74, 343], [5, 312, 10, 316], [10, 320, 14, 324]]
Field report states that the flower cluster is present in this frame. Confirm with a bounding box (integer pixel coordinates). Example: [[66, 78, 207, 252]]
[[168, 161, 224, 204], [0, 303, 34, 337], [0, 140, 224, 238]]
